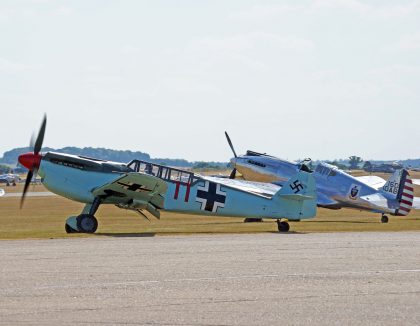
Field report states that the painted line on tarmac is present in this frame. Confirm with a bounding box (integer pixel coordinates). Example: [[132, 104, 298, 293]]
[[3, 269, 420, 293]]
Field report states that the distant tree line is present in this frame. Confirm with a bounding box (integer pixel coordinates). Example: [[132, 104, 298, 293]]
[[0, 147, 228, 170]]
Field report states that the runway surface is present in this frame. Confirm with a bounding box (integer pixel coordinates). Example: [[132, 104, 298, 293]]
[[1, 191, 56, 198], [1, 232, 419, 325]]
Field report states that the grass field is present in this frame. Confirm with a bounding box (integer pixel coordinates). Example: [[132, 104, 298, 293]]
[[0, 171, 419, 239]]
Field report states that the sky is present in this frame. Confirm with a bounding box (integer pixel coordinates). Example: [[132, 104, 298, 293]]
[[1, 0, 419, 162]]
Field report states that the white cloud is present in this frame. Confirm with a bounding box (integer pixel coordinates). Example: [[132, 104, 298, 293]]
[[314, 0, 420, 19], [49, 6, 73, 17], [369, 64, 420, 77], [0, 4, 73, 21], [0, 8, 15, 21], [189, 32, 314, 54], [229, 4, 304, 21], [230, 0, 420, 21], [120, 45, 142, 55], [383, 32, 420, 53], [312, 0, 369, 14], [0, 57, 37, 72]]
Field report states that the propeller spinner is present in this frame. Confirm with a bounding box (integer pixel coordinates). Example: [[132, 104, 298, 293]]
[[18, 115, 47, 208]]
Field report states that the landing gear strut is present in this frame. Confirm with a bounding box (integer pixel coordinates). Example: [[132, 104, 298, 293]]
[[277, 219, 290, 232], [381, 215, 389, 224], [65, 197, 101, 233]]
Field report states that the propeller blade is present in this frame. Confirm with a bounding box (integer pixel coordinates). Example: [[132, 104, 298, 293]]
[[34, 114, 47, 155], [229, 168, 236, 179], [225, 131, 237, 158], [29, 132, 35, 151], [20, 169, 34, 208]]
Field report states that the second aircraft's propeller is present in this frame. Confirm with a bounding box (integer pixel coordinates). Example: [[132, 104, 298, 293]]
[[225, 131, 238, 179], [19, 115, 47, 208], [225, 131, 237, 158]]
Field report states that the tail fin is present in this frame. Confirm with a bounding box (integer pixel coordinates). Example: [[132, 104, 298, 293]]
[[381, 170, 403, 199], [396, 170, 413, 216], [381, 169, 413, 216], [272, 171, 317, 219]]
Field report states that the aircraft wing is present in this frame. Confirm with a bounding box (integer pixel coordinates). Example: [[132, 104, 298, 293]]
[[355, 176, 387, 189], [203, 176, 280, 198], [92, 172, 168, 217], [316, 193, 340, 208]]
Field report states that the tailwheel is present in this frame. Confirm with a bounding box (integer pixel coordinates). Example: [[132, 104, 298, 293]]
[[65, 223, 77, 233], [277, 220, 290, 232], [76, 214, 98, 233], [381, 215, 389, 224]]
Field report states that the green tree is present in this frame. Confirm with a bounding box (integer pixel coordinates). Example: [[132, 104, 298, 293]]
[[348, 156, 363, 169]]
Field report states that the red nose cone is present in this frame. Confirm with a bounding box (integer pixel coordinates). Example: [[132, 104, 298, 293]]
[[18, 152, 42, 170]]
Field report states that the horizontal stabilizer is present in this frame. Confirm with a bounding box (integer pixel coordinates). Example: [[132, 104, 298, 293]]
[[412, 197, 420, 210], [279, 194, 315, 201], [360, 193, 390, 210]]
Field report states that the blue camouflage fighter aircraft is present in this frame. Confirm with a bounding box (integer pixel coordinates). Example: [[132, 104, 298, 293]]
[[225, 132, 420, 224], [17, 116, 317, 233]]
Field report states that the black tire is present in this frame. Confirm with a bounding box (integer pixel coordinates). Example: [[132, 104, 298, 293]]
[[65, 223, 77, 233], [76, 214, 98, 233], [381, 215, 389, 224], [277, 221, 290, 232]]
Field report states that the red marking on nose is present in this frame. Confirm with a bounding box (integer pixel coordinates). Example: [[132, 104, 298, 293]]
[[18, 152, 42, 170]]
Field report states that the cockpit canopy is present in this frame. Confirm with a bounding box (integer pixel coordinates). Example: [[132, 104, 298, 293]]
[[314, 162, 338, 177], [127, 160, 197, 184], [245, 150, 275, 158]]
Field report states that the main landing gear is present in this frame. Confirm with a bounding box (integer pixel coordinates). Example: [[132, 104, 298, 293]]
[[65, 198, 101, 233], [277, 219, 290, 232], [381, 214, 389, 224]]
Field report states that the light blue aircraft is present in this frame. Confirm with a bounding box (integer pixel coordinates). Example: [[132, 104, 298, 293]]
[[225, 132, 420, 224], [17, 116, 317, 233]]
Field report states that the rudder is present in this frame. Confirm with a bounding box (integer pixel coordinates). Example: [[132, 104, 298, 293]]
[[395, 169, 413, 216]]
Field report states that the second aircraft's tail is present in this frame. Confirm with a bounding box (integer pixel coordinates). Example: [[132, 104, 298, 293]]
[[396, 170, 413, 216], [381, 169, 413, 216], [273, 171, 317, 220]]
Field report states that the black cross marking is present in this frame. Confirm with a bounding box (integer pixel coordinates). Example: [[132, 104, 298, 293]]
[[196, 181, 226, 212], [117, 182, 152, 192], [290, 180, 304, 194]]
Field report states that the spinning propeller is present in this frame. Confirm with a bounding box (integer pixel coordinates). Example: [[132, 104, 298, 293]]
[[18, 115, 47, 208], [224, 131, 238, 179]]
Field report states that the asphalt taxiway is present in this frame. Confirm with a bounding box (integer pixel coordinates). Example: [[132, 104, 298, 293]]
[[1, 232, 419, 325]]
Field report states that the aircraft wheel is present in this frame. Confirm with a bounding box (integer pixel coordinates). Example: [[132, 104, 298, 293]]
[[381, 215, 389, 224], [76, 214, 98, 233], [277, 220, 290, 232], [244, 218, 263, 223], [65, 223, 77, 233]]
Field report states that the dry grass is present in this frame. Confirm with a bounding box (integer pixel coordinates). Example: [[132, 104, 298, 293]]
[[1, 170, 419, 239]]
